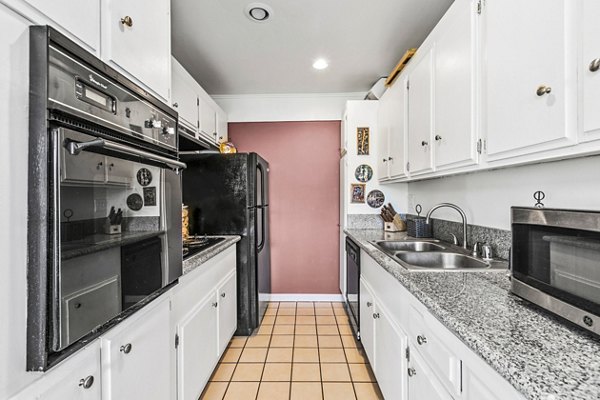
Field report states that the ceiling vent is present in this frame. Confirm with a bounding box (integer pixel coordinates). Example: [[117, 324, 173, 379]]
[[246, 3, 273, 22]]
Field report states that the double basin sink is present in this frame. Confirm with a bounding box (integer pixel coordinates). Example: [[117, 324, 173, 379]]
[[370, 239, 507, 272]]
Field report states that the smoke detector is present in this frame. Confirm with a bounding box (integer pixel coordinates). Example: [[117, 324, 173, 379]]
[[246, 3, 273, 22]]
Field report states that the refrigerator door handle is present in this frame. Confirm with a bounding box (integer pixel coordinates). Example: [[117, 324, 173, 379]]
[[257, 205, 266, 252]]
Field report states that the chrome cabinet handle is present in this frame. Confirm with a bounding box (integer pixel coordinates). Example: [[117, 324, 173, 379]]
[[417, 335, 428, 345], [120, 343, 132, 354], [435, 135, 442, 141], [221, 292, 226, 298], [172, 102, 179, 108], [96, 162, 103, 170], [212, 302, 218, 308], [79, 375, 94, 389], [366, 301, 372, 308], [120, 16, 133, 27], [408, 367, 417, 377], [421, 140, 428, 146], [372, 313, 380, 319], [536, 86, 552, 96], [590, 58, 600, 72]]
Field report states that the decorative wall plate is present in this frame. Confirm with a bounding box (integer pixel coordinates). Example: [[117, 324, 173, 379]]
[[355, 164, 373, 182], [367, 190, 385, 208], [126, 193, 143, 211], [137, 168, 153, 186]]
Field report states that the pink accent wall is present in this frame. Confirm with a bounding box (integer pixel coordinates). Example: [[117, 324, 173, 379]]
[[229, 121, 341, 294]]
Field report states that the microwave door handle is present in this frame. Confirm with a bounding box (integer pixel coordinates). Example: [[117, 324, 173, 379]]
[[64, 138, 187, 171]]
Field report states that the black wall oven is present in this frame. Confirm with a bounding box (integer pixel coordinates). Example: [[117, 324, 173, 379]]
[[27, 27, 185, 370], [512, 207, 600, 336], [345, 237, 360, 339]]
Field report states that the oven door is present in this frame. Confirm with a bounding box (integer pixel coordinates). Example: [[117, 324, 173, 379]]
[[50, 127, 182, 351]]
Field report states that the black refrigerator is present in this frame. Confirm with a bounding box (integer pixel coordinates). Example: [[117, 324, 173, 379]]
[[181, 152, 271, 335]]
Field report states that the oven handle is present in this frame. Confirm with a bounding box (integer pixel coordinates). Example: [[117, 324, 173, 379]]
[[65, 137, 187, 170]]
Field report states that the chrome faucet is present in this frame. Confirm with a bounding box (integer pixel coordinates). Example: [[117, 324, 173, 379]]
[[425, 203, 468, 249]]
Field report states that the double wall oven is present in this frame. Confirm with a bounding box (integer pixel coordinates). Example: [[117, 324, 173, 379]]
[[27, 27, 184, 370]]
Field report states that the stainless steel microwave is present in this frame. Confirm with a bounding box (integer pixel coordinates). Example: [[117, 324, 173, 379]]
[[511, 207, 600, 336]]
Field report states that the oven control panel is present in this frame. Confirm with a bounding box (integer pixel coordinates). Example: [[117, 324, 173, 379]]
[[48, 45, 177, 152]]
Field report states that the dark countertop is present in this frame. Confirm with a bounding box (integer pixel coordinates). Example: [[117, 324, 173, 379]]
[[345, 229, 600, 400], [61, 231, 165, 260], [182, 235, 241, 275]]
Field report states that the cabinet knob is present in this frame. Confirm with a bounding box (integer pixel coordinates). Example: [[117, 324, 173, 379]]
[[416, 335, 428, 345], [366, 301, 372, 308], [590, 58, 600, 72], [120, 16, 133, 27], [435, 135, 442, 141], [372, 313, 380, 319], [120, 343, 132, 354], [79, 375, 94, 389], [96, 162, 103, 170], [408, 367, 417, 377], [382, 158, 387, 163], [212, 302, 218, 308], [387, 157, 393, 161], [536, 86, 552, 96], [421, 140, 428, 147], [221, 292, 226, 298], [172, 102, 179, 108]]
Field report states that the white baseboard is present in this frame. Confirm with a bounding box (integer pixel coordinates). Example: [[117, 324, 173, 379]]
[[264, 293, 345, 302]]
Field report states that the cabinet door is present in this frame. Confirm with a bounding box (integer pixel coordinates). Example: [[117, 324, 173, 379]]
[[216, 108, 228, 144], [37, 342, 101, 400], [171, 58, 200, 130], [217, 271, 237, 354], [359, 278, 375, 363], [102, 0, 171, 100], [434, 0, 478, 170], [61, 148, 106, 183], [177, 292, 219, 400], [387, 78, 408, 178], [581, 0, 600, 142], [377, 89, 391, 180], [374, 305, 407, 400], [105, 156, 133, 185], [483, 0, 576, 161], [408, 350, 454, 400], [407, 49, 434, 176], [101, 299, 171, 400], [199, 96, 217, 140], [18, 0, 99, 52]]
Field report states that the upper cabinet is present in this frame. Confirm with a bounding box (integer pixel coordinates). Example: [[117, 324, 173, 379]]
[[172, 58, 200, 130], [581, 0, 600, 142], [101, 0, 172, 101], [433, 0, 479, 170], [482, 0, 577, 161], [378, 76, 407, 181]]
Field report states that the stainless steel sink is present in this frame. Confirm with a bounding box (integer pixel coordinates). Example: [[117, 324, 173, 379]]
[[374, 240, 446, 252], [394, 252, 489, 270]]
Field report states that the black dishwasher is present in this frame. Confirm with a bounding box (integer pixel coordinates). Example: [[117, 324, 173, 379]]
[[345, 237, 360, 340]]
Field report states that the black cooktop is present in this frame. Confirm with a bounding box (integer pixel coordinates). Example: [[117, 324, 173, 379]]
[[183, 236, 225, 259]]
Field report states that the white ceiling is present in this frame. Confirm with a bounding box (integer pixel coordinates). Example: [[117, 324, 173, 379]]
[[171, 0, 453, 95]]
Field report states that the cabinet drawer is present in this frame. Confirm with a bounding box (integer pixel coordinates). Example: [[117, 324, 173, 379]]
[[408, 303, 461, 397]]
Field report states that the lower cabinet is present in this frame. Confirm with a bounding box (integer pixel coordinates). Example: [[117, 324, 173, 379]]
[[360, 251, 526, 400], [217, 271, 237, 355], [101, 298, 171, 400]]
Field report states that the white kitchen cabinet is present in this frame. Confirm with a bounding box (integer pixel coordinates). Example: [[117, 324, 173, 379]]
[[61, 144, 106, 184], [105, 156, 133, 185], [434, 0, 479, 170], [199, 95, 217, 141], [177, 292, 219, 400], [101, 298, 171, 400], [377, 78, 407, 181], [581, 0, 600, 142], [482, 0, 577, 161], [171, 57, 199, 130], [217, 271, 237, 355], [101, 0, 171, 101], [359, 278, 375, 363], [407, 48, 434, 176], [216, 107, 229, 144], [407, 349, 453, 400], [373, 303, 408, 400]]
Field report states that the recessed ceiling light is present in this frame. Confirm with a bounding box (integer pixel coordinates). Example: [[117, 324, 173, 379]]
[[313, 59, 329, 70], [245, 3, 273, 22]]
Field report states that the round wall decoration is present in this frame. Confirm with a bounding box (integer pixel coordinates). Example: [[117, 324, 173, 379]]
[[126, 193, 144, 211], [355, 164, 373, 182], [367, 190, 385, 208], [137, 168, 153, 186]]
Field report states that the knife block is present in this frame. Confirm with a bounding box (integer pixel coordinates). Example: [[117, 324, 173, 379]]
[[384, 222, 401, 232], [103, 219, 122, 235]]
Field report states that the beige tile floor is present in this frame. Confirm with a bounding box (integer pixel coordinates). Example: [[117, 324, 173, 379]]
[[200, 301, 384, 400]]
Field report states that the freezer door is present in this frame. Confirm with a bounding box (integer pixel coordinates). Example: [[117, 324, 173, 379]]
[[255, 156, 271, 320]]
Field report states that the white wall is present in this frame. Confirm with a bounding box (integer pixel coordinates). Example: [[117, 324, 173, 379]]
[[213, 92, 364, 122], [343, 101, 408, 216], [403, 155, 600, 231]]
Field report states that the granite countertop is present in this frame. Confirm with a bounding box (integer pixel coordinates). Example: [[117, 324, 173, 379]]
[[345, 229, 600, 400], [182, 235, 241, 275], [61, 231, 165, 260]]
